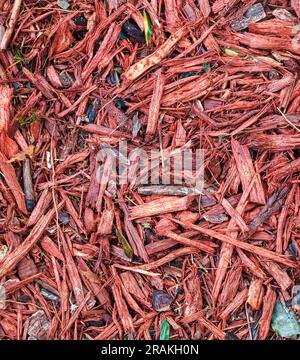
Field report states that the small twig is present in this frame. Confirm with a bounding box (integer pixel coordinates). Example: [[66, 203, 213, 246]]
[[0, 0, 23, 49], [277, 107, 300, 133], [245, 304, 253, 340]]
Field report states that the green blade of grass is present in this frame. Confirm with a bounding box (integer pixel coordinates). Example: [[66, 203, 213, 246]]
[[116, 228, 133, 259], [160, 320, 170, 340], [143, 10, 152, 46]]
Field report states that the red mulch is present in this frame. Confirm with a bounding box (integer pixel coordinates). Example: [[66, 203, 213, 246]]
[[0, 0, 300, 340]]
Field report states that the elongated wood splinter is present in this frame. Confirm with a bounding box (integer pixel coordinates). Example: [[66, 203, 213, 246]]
[[23, 158, 35, 212], [0, 0, 23, 49]]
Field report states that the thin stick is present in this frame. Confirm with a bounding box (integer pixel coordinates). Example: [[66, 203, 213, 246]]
[[0, 0, 23, 49], [277, 107, 300, 133]]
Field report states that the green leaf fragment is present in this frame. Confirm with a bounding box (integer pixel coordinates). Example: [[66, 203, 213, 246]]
[[141, 222, 151, 230], [221, 47, 241, 56], [198, 262, 208, 273], [12, 48, 28, 66], [16, 111, 39, 127], [203, 63, 211, 73], [143, 10, 152, 46], [271, 302, 300, 338], [116, 228, 133, 259], [160, 320, 170, 340]]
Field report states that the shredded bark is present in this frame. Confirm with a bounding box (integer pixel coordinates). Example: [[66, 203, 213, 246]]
[[0, 0, 299, 341]]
